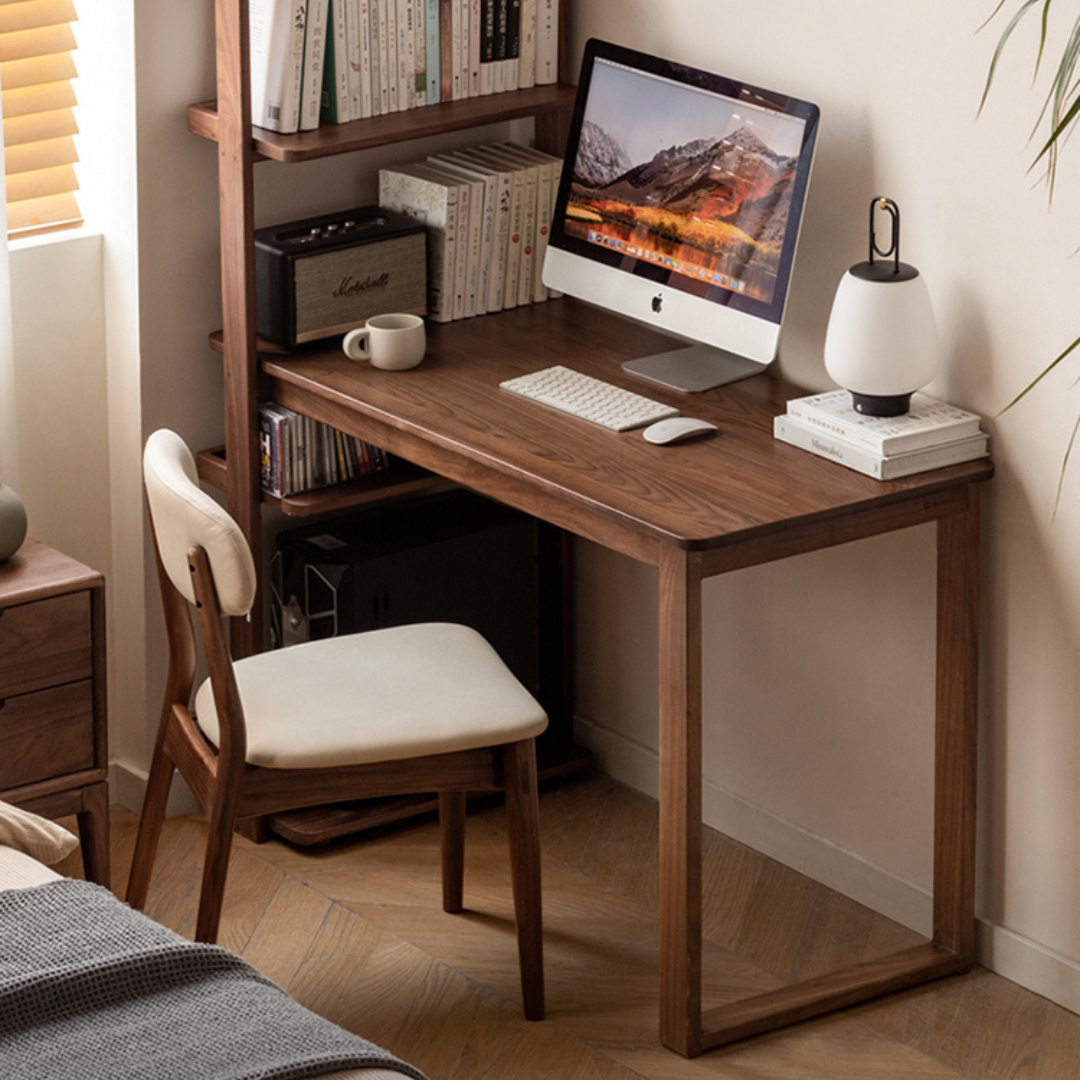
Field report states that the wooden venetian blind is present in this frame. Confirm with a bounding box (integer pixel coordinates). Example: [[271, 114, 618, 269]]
[[0, 0, 79, 239]]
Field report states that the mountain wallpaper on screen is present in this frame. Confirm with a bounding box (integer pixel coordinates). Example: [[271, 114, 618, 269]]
[[568, 120, 797, 299]]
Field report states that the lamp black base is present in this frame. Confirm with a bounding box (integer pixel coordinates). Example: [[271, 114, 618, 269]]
[[850, 391, 913, 417]]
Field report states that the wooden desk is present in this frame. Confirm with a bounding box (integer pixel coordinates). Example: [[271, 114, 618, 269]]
[[261, 298, 991, 1056]]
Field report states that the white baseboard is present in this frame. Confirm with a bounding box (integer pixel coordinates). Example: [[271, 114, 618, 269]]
[[109, 758, 198, 818], [575, 715, 1080, 1019]]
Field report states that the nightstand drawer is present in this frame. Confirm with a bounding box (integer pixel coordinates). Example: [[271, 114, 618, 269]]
[[0, 680, 95, 789], [0, 592, 93, 697]]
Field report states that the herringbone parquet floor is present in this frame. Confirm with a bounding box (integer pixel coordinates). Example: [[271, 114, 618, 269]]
[[74, 771, 1080, 1079]]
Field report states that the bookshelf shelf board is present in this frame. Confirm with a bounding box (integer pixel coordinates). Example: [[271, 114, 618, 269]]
[[188, 83, 578, 164], [196, 446, 454, 518]]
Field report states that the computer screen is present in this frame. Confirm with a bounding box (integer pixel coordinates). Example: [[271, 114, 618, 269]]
[[542, 39, 820, 392]]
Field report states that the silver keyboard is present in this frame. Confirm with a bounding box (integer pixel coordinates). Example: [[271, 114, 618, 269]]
[[500, 365, 678, 432]]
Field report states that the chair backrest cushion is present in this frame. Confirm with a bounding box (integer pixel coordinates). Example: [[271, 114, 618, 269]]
[[143, 429, 257, 616]]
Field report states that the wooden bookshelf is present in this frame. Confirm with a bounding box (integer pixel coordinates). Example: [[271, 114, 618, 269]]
[[187, 82, 577, 163], [201, 1, 573, 641], [195, 445, 455, 517]]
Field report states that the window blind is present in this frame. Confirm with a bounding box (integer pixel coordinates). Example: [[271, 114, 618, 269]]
[[0, 0, 79, 239]]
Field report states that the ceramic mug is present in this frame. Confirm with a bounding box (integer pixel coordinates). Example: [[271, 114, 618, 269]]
[[342, 313, 426, 370]]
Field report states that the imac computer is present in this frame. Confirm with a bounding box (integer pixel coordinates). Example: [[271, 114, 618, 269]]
[[542, 39, 820, 392]]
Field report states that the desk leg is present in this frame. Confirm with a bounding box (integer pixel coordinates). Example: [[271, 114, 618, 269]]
[[933, 489, 980, 965], [657, 546, 704, 1056], [666, 495, 981, 1056]]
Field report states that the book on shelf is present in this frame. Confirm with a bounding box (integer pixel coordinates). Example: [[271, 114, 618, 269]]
[[320, 0, 350, 122], [380, 140, 556, 322], [429, 153, 499, 314], [299, 0, 330, 129], [517, 0, 536, 89], [466, 144, 535, 306], [260, 403, 389, 498], [424, 0, 440, 102], [491, 141, 559, 300], [424, 159, 485, 316], [773, 413, 989, 481], [312, 0, 555, 123], [378, 162, 461, 323], [468, 0, 482, 97], [250, 0, 308, 134], [785, 388, 983, 455], [440, 150, 511, 311], [534, 0, 556, 84]]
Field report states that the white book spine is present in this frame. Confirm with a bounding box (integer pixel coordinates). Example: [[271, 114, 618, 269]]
[[517, 0, 535, 89], [479, 0, 494, 94], [300, 0, 329, 129], [413, 0, 426, 107], [379, 167, 459, 323], [344, 0, 362, 119], [385, 0, 399, 110], [359, 0, 374, 116], [424, 0, 440, 103], [397, 0, 414, 111], [450, 0, 465, 99], [468, 0, 482, 96], [250, 0, 308, 134], [774, 415, 989, 480], [376, 0, 391, 113], [533, 0, 555, 84]]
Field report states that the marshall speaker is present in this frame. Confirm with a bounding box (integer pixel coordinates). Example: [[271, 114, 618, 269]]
[[255, 205, 427, 349]]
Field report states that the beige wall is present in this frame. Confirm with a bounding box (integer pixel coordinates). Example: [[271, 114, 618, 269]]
[[18, 0, 1077, 1019]]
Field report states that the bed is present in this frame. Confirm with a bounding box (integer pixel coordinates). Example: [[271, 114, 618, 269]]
[[0, 802, 425, 1080]]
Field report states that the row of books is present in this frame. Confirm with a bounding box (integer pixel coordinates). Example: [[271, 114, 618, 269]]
[[379, 140, 560, 323], [250, 0, 559, 135], [260, 403, 390, 497], [774, 389, 989, 480]]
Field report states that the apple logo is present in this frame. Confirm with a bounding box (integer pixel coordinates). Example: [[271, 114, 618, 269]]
[[651, 294, 663, 313]]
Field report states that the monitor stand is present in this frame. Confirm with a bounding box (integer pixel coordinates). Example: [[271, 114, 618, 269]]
[[623, 345, 768, 393]]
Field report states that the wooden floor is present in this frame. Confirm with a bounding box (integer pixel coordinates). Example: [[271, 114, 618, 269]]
[[72, 771, 1080, 1079]]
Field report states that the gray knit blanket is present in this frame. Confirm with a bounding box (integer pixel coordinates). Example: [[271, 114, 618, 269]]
[[0, 879, 427, 1080]]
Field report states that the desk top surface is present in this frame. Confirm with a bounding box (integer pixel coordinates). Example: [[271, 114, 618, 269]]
[[264, 300, 993, 556]]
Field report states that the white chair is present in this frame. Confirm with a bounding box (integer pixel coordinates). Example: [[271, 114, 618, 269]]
[[126, 429, 547, 1019]]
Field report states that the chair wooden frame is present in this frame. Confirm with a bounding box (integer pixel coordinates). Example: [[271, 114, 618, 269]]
[[126, 533, 544, 1021]]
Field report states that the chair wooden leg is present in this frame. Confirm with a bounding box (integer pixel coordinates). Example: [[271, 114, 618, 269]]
[[194, 789, 241, 944], [503, 739, 544, 1021], [126, 747, 176, 910], [440, 791, 467, 914]]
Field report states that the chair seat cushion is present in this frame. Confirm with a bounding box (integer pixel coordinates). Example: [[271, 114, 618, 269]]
[[193, 623, 547, 768]]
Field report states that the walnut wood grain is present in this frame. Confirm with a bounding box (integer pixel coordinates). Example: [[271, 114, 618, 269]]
[[0, 591, 92, 696], [0, 538, 108, 885], [187, 84, 578, 163], [261, 300, 993, 565]]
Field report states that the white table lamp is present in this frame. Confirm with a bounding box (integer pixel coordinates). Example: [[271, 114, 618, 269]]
[[823, 197, 941, 417]]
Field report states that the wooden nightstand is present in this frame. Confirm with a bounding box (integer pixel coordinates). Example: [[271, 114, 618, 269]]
[[0, 538, 108, 885]]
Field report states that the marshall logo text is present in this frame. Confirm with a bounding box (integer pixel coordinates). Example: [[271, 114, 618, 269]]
[[333, 273, 390, 297]]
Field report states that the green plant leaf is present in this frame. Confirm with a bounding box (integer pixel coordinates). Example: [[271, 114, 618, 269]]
[[1051, 409, 1080, 522], [1000, 334, 1080, 413], [979, 0, 1044, 115]]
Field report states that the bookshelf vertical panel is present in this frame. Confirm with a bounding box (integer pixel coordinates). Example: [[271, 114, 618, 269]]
[[215, 0, 261, 657]]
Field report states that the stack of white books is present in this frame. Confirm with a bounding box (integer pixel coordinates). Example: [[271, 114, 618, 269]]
[[379, 140, 560, 323], [773, 390, 990, 480]]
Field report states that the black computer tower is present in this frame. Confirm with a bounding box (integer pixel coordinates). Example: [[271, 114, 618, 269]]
[[270, 488, 547, 709]]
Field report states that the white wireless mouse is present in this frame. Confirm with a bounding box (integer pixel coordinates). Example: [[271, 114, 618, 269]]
[[642, 417, 719, 445]]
